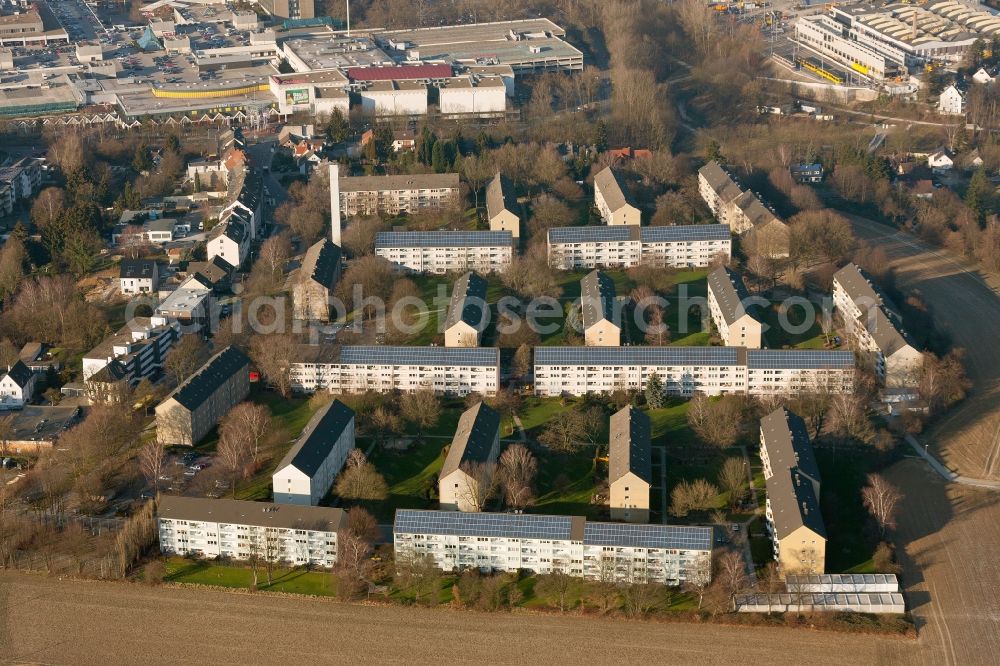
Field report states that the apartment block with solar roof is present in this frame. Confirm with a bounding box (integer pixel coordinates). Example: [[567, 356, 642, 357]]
[[393, 509, 713, 585], [289, 345, 500, 397], [547, 225, 731, 270], [533, 347, 854, 397], [376, 231, 514, 274]]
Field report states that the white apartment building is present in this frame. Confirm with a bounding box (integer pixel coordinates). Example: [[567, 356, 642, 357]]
[[290, 345, 500, 397], [593, 166, 641, 226], [272, 399, 355, 506], [707, 266, 763, 348], [119, 259, 160, 295], [207, 218, 250, 270], [833, 263, 921, 386], [938, 84, 966, 115], [393, 509, 713, 586], [547, 225, 731, 270], [438, 402, 501, 512], [338, 173, 460, 216], [698, 161, 743, 226], [82, 318, 180, 384], [533, 347, 854, 397], [157, 495, 346, 568], [376, 231, 514, 274], [438, 76, 507, 114]]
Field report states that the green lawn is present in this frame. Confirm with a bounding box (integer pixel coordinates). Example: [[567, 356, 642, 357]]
[[358, 439, 449, 522], [816, 447, 882, 573], [164, 557, 335, 596], [665, 271, 710, 346], [534, 444, 602, 519], [517, 396, 574, 435], [762, 300, 827, 349]]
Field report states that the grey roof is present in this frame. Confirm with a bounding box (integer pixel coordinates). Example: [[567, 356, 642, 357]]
[[120, 259, 157, 280], [735, 592, 905, 611], [340, 345, 499, 367], [486, 172, 519, 221], [339, 173, 459, 193], [733, 191, 785, 229], [593, 166, 635, 213], [276, 399, 355, 478], [163, 346, 249, 412], [300, 239, 342, 290], [765, 466, 826, 541], [699, 160, 741, 199], [157, 495, 347, 533], [608, 406, 652, 484], [3, 360, 33, 389], [440, 402, 501, 478], [376, 230, 512, 248], [535, 346, 743, 367], [580, 269, 616, 330], [188, 256, 233, 285], [707, 266, 757, 326], [760, 407, 820, 485], [783, 573, 899, 592], [833, 263, 900, 320], [746, 350, 854, 370], [547, 224, 731, 244], [863, 306, 915, 358], [88, 359, 129, 384], [393, 509, 713, 551], [444, 272, 489, 331], [220, 219, 248, 243]]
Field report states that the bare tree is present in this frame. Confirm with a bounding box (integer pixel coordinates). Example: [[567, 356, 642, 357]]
[[336, 506, 376, 598], [619, 582, 660, 618], [717, 457, 748, 508], [399, 390, 441, 439], [223, 402, 272, 464], [862, 473, 902, 537], [0, 413, 15, 458], [138, 440, 166, 492], [687, 395, 743, 448], [249, 334, 296, 398], [718, 550, 748, 607], [538, 409, 589, 452], [335, 449, 388, 500], [498, 444, 537, 510], [217, 427, 250, 497], [669, 478, 719, 517], [456, 461, 498, 512], [534, 571, 576, 612], [683, 551, 712, 610], [163, 335, 209, 386]]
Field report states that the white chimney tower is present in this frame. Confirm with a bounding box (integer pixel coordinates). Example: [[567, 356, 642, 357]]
[[329, 162, 341, 246]]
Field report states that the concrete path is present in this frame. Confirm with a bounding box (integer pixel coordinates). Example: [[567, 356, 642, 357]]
[[903, 433, 1000, 490]]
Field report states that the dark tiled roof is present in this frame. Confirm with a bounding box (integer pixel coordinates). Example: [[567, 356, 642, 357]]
[[766, 466, 826, 540], [4, 360, 33, 389], [440, 402, 501, 478], [761, 407, 820, 485], [277, 399, 355, 478], [444, 271, 488, 331], [120, 259, 157, 280], [608, 406, 652, 484], [164, 346, 249, 411], [300, 239, 342, 290], [833, 263, 900, 320], [707, 266, 757, 326], [580, 269, 616, 330]]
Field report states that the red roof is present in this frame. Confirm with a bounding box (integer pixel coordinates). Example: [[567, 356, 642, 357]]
[[347, 64, 453, 82]]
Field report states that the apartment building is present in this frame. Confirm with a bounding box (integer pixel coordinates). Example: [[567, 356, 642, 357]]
[[485, 172, 521, 238], [533, 347, 854, 397], [155, 346, 251, 446], [593, 166, 641, 226], [375, 231, 513, 274], [698, 161, 788, 257], [444, 272, 489, 348], [547, 225, 732, 270], [338, 173, 460, 217], [608, 406, 652, 523], [272, 399, 355, 506], [292, 239, 342, 322], [707, 266, 763, 348], [393, 509, 713, 586], [0, 361, 36, 410], [290, 345, 500, 397], [82, 318, 180, 387], [698, 160, 743, 226], [157, 496, 343, 568], [760, 407, 826, 575], [207, 217, 250, 270], [154, 275, 216, 333], [438, 402, 502, 512], [833, 263, 921, 387], [580, 269, 621, 347], [119, 259, 160, 295]]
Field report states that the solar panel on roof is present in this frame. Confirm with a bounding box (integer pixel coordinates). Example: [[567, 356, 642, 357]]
[[547, 226, 634, 243], [640, 224, 731, 242], [340, 346, 499, 367], [534, 346, 740, 366], [746, 350, 854, 369], [394, 510, 574, 540], [583, 522, 712, 550], [375, 231, 513, 248]]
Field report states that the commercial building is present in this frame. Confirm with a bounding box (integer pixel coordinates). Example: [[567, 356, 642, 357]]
[[0, 360, 36, 410], [444, 272, 489, 348], [795, 14, 898, 81], [119, 259, 160, 295], [376, 231, 514, 275], [438, 402, 502, 512], [82, 318, 180, 388], [359, 79, 428, 116], [485, 172, 521, 238], [290, 345, 500, 397], [256, 0, 314, 20], [580, 269, 621, 347], [760, 407, 826, 576], [155, 346, 251, 446], [292, 239, 342, 322], [608, 406, 652, 523], [0, 10, 66, 46], [833, 263, 921, 387], [438, 76, 507, 115], [272, 399, 355, 506], [157, 495, 344, 568], [269, 70, 350, 116], [393, 509, 712, 585], [533, 347, 855, 397], [547, 225, 732, 270], [593, 167, 640, 226], [337, 173, 460, 217], [707, 266, 763, 348]]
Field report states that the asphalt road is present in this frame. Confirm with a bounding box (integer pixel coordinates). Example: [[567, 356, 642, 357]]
[[846, 214, 1000, 481]]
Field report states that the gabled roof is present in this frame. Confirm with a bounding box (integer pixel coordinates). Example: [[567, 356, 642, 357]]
[[444, 271, 489, 332], [486, 172, 519, 221], [608, 406, 652, 485], [89, 359, 129, 384], [760, 407, 820, 486], [158, 495, 347, 533], [276, 399, 355, 478], [300, 239, 342, 290], [766, 466, 826, 540], [833, 263, 900, 320], [163, 346, 249, 412], [188, 255, 233, 286], [733, 191, 784, 229], [861, 306, 916, 358], [593, 166, 635, 213], [3, 360, 33, 389], [707, 266, 758, 326], [699, 161, 742, 200], [440, 402, 501, 478], [580, 269, 616, 330], [120, 259, 157, 280]]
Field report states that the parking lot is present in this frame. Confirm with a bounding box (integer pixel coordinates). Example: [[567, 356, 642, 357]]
[[159, 449, 227, 499]]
